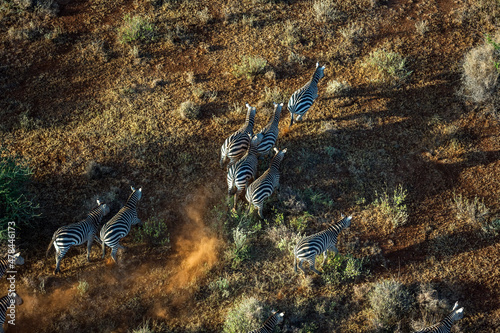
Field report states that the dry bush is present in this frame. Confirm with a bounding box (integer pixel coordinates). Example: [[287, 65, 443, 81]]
[[451, 192, 489, 226], [363, 49, 412, 86], [372, 185, 409, 230], [313, 0, 341, 23], [326, 79, 351, 96], [340, 22, 364, 44], [369, 279, 414, 329], [266, 224, 301, 254], [282, 20, 300, 47], [223, 297, 266, 333], [415, 20, 429, 36], [233, 56, 268, 79], [178, 100, 201, 120], [460, 37, 499, 104]]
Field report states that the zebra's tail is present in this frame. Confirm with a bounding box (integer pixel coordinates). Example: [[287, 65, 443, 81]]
[[46, 237, 55, 258], [293, 243, 298, 272], [289, 114, 294, 128]]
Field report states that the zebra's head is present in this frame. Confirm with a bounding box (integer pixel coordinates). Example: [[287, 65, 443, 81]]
[[251, 133, 264, 147], [12, 252, 24, 265], [315, 62, 326, 80], [275, 311, 284, 324], [96, 199, 110, 217], [245, 103, 257, 124], [10, 292, 23, 305], [130, 186, 143, 200], [273, 102, 283, 117], [344, 215, 352, 228], [450, 302, 464, 322]]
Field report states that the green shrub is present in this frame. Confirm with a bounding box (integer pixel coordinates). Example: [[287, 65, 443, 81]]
[[0, 151, 39, 239], [364, 49, 412, 85], [373, 184, 409, 229], [209, 277, 230, 299], [134, 217, 170, 247], [119, 15, 156, 44], [233, 56, 267, 79], [228, 227, 251, 267], [77, 280, 89, 296], [223, 297, 265, 333], [289, 212, 312, 233], [369, 279, 414, 329], [482, 218, 500, 236], [322, 254, 364, 284]]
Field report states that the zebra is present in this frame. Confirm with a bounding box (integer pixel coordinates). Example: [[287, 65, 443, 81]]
[[245, 147, 287, 219], [414, 302, 464, 333], [220, 103, 257, 169], [294, 215, 352, 275], [255, 102, 283, 158], [0, 292, 22, 333], [287, 62, 325, 127], [100, 186, 142, 263], [227, 133, 263, 212], [248, 310, 284, 333], [0, 253, 24, 279], [46, 199, 110, 274]]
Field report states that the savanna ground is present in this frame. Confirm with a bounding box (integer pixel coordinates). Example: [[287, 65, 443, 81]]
[[1, 0, 500, 332]]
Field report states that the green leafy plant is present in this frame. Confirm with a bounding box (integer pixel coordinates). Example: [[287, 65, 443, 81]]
[[364, 49, 412, 85], [209, 277, 230, 299], [289, 211, 313, 233], [486, 34, 500, 71], [322, 254, 364, 284], [77, 280, 89, 296], [134, 217, 170, 247], [373, 184, 409, 228], [119, 15, 156, 44], [0, 151, 39, 239]]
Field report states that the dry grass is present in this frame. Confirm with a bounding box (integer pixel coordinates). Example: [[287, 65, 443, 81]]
[[460, 35, 499, 104]]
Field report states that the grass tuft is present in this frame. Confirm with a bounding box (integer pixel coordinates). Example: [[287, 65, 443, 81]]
[[364, 49, 412, 85], [223, 297, 265, 333], [119, 15, 156, 44], [369, 279, 414, 329], [178, 100, 201, 120], [233, 56, 268, 79], [451, 192, 489, 225]]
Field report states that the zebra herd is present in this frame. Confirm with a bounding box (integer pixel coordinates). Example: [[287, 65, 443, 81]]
[[219, 63, 465, 333], [0, 64, 466, 332]]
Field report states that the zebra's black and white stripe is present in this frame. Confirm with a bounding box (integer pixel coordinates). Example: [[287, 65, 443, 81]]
[[0, 253, 24, 279], [294, 215, 352, 275], [255, 102, 282, 158], [100, 187, 142, 263], [220, 103, 257, 169], [414, 302, 464, 333], [248, 310, 284, 333], [287, 62, 325, 127], [46, 200, 110, 274], [227, 133, 263, 211], [245, 147, 287, 218], [0, 292, 22, 333]]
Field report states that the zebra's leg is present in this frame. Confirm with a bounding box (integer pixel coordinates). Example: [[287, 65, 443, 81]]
[[294, 256, 298, 273], [321, 250, 328, 266], [233, 188, 243, 212], [54, 248, 66, 274], [111, 247, 118, 263], [101, 240, 106, 259], [297, 114, 303, 122], [310, 256, 322, 275], [297, 259, 306, 274], [86, 237, 93, 262], [257, 204, 264, 219]]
